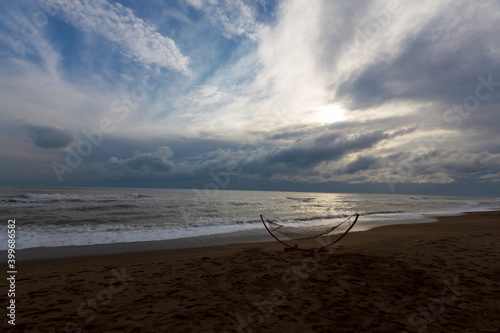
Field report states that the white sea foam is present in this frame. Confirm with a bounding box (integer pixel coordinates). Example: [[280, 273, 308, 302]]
[[8, 220, 264, 249], [21, 192, 142, 201]]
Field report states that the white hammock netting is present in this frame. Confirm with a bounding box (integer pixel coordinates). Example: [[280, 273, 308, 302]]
[[264, 215, 356, 240]]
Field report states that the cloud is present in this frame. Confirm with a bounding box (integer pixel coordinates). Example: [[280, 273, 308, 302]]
[[24, 123, 74, 149], [345, 156, 377, 174], [105, 146, 174, 172], [327, 148, 500, 185], [186, 0, 261, 39], [405, 150, 500, 181], [208, 124, 416, 184], [53, 120, 500, 191], [175, 0, 338, 135], [262, 129, 392, 168], [46, 0, 190, 73], [480, 172, 500, 183], [2, 1, 500, 194], [184, 85, 228, 105], [335, 1, 500, 110]]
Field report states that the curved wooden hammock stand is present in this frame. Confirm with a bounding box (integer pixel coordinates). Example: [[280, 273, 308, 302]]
[[260, 214, 359, 253]]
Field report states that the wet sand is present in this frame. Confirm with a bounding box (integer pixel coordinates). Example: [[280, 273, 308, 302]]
[[4, 211, 500, 332]]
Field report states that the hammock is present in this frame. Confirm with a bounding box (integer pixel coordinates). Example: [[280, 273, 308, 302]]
[[260, 214, 359, 252]]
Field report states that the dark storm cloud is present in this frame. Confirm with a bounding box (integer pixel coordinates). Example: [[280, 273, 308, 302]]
[[345, 156, 377, 174], [59, 119, 500, 192], [408, 150, 500, 177], [236, 125, 417, 179], [336, 3, 500, 110], [264, 130, 388, 167], [25, 124, 74, 149], [69, 125, 399, 183], [457, 104, 500, 135], [357, 148, 500, 186], [263, 127, 416, 169]]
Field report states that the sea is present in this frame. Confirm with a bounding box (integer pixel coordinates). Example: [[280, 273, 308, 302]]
[[1, 187, 499, 250]]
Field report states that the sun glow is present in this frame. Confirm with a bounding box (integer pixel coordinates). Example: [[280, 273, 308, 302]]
[[315, 104, 345, 124]]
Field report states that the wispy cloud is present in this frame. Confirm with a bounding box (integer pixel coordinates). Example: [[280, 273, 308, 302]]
[[46, 0, 191, 73], [184, 85, 228, 105], [185, 0, 261, 39]]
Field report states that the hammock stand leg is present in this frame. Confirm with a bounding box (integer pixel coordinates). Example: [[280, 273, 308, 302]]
[[284, 244, 299, 252], [260, 214, 359, 253]]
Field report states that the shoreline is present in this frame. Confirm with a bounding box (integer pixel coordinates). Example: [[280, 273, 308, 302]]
[[5, 215, 442, 263], [11, 229, 272, 262], [10, 210, 495, 265]]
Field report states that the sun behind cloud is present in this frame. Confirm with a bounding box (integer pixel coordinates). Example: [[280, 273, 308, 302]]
[[315, 104, 345, 124]]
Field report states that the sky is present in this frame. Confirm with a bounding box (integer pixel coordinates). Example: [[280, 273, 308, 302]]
[[0, 0, 499, 196]]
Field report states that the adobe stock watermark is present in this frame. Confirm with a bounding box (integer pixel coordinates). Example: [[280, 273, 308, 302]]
[[233, 242, 342, 332], [341, 0, 402, 58], [178, 136, 259, 224], [64, 268, 133, 333], [403, 272, 465, 333], [383, 73, 500, 192], [51, 72, 161, 182], [3, 2, 59, 54]]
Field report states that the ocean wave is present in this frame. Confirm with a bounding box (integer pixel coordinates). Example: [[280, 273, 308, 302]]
[[74, 204, 139, 211], [294, 214, 346, 222], [408, 196, 428, 201], [287, 197, 316, 202], [19, 192, 142, 203], [362, 210, 406, 216]]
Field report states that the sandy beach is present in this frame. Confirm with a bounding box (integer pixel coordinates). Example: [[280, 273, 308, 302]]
[[4, 211, 500, 332]]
